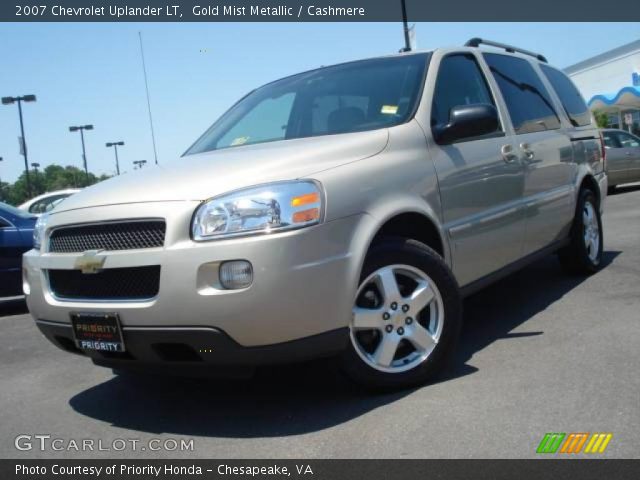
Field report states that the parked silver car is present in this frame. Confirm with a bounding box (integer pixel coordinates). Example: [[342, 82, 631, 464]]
[[24, 39, 607, 389], [601, 128, 640, 192], [19, 189, 81, 216]]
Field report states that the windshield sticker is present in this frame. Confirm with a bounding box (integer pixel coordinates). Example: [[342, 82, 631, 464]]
[[381, 105, 398, 115], [231, 136, 250, 146]]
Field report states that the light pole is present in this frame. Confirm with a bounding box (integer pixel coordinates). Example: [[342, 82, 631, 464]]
[[133, 160, 147, 170], [30, 162, 40, 194], [69, 124, 93, 179], [2, 94, 37, 197], [106, 141, 124, 175]]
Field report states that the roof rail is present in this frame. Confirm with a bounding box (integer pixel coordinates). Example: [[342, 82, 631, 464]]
[[465, 38, 548, 63]]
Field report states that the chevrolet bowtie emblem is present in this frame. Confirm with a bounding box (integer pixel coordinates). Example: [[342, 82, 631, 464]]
[[74, 250, 106, 274]]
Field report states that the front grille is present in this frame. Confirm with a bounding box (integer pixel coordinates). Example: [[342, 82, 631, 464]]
[[49, 220, 165, 253], [48, 266, 160, 300]]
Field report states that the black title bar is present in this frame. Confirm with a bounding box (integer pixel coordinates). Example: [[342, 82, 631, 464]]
[[3, 0, 640, 22], [4, 459, 640, 480]]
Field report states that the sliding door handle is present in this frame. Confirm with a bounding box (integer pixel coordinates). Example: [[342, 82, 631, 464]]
[[520, 143, 535, 161]]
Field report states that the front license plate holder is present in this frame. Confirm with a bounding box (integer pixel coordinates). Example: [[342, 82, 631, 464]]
[[70, 312, 125, 352]]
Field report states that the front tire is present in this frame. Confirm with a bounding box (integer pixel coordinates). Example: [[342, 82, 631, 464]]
[[340, 238, 462, 391], [559, 188, 603, 275]]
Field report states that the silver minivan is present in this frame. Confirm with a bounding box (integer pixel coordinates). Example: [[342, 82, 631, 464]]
[[25, 39, 607, 390]]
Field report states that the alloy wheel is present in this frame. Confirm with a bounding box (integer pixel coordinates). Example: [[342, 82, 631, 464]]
[[350, 264, 444, 373], [583, 200, 600, 262]]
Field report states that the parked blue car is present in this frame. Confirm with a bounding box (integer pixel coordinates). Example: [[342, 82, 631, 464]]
[[0, 202, 36, 298]]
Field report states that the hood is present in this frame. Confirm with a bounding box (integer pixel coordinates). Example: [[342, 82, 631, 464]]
[[55, 129, 388, 213]]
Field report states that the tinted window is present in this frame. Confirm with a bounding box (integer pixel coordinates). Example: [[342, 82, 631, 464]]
[[616, 132, 640, 148], [540, 65, 591, 127], [484, 53, 560, 134], [603, 131, 621, 148], [187, 54, 428, 154], [431, 53, 499, 131]]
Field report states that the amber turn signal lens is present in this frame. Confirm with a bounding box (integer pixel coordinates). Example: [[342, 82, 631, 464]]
[[291, 192, 320, 207], [292, 208, 320, 224]]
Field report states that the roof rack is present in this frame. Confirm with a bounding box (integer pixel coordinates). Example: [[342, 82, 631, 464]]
[[465, 38, 548, 63]]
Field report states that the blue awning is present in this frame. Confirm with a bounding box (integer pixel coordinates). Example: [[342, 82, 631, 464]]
[[588, 86, 640, 109]]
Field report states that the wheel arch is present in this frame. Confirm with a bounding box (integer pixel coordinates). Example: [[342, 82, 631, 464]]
[[350, 206, 448, 288], [578, 173, 602, 209], [370, 211, 446, 258], [340, 203, 450, 335]]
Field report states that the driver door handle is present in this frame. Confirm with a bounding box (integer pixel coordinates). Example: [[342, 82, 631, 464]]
[[501, 144, 518, 163]]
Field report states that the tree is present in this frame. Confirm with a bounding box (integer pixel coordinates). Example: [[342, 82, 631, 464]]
[[0, 164, 111, 206], [593, 110, 609, 129]]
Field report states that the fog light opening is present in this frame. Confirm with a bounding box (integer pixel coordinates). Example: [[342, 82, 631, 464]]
[[219, 260, 253, 290]]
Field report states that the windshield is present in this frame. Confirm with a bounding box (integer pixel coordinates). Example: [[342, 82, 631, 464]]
[[186, 53, 429, 155], [0, 202, 36, 220]]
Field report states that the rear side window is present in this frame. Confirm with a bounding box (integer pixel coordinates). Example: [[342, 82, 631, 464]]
[[431, 53, 499, 130], [540, 65, 591, 127], [484, 53, 560, 134]]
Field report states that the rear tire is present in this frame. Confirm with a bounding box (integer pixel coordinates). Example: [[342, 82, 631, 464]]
[[558, 189, 603, 275], [340, 238, 462, 391]]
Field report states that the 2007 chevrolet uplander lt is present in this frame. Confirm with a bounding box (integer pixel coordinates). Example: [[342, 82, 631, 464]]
[[25, 39, 607, 389]]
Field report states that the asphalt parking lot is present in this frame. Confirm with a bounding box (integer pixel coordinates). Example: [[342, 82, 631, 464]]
[[1, 185, 639, 459]]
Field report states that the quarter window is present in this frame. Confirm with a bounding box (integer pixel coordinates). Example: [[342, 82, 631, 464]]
[[431, 53, 499, 131], [540, 64, 591, 127], [484, 53, 561, 134]]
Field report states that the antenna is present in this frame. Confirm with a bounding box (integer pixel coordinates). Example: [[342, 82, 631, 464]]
[[399, 0, 411, 52], [138, 31, 159, 165]]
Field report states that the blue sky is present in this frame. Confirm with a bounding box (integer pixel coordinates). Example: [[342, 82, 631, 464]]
[[0, 22, 638, 183]]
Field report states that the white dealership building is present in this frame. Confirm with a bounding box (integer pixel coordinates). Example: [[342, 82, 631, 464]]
[[565, 39, 640, 136]]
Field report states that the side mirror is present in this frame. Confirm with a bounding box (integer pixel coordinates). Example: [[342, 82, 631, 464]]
[[433, 104, 499, 145]]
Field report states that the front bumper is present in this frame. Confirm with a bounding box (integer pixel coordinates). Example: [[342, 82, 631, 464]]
[[35, 320, 348, 375], [24, 201, 372, 354]]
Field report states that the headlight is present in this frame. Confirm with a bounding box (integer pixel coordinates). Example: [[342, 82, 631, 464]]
[[33, 214, 49, 250], [192, 180, 323, 241]]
